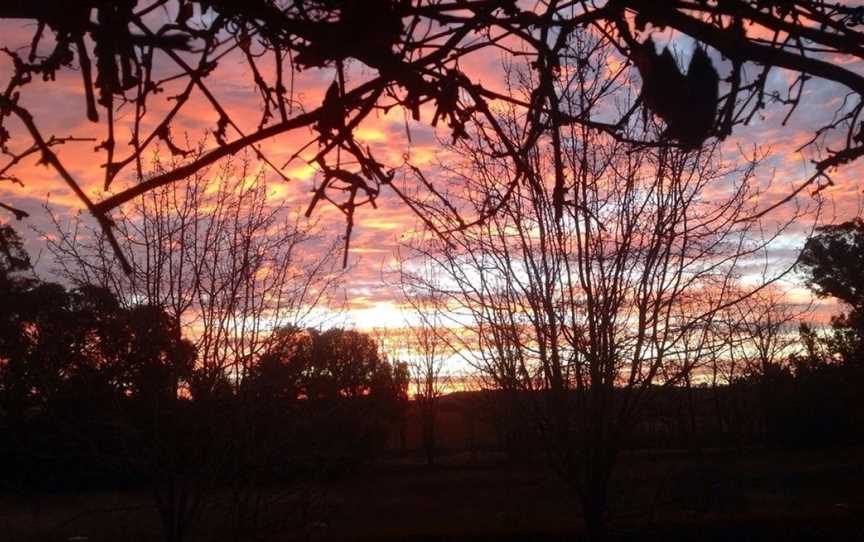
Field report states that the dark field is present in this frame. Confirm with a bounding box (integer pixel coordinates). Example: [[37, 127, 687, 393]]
[[4, 447, 862, 542]]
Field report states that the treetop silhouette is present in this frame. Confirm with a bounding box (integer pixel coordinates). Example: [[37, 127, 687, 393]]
[[799, 218, 864, 309], [2, 1, 863, 267]]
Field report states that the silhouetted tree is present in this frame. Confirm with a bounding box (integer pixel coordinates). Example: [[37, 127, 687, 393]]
[[2, 2, 862, 262], [762, 322, 864, 448], [0, 227, 201, 504], [0, 224, 30, 277], [408, 322, 449, 467], [46, 151, 343, 396], [800, 219, 864, 307], [799, 218, 864, 364], [702, 286, 808, 447], [42, 152, 345, 541], [755, 220, 864, 448], [253, 327, 409, 463], [401, 38, 808, 537], [394, 288, 452, 466]]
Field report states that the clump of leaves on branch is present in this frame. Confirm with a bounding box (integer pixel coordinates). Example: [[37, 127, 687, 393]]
[[1, 1, 863, 265]]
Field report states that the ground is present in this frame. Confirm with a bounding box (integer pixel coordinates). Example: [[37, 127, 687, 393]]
[[2, 447, 863, 541]]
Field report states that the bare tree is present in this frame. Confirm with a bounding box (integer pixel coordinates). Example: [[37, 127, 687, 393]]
[[45, 148, 343, 391], [400, 42, 810, 535], [704, 284, 811, 445], [735, 288, 810, 378], [42, 149, 343, 542], [398, 288, 452, 466], [1, 2, 861, 261]]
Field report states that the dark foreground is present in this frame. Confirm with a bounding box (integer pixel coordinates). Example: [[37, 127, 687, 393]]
[[3, 447, 862, 542]]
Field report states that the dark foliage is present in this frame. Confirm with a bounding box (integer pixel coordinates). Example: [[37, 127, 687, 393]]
[[755, 222, 864, 448], [250, 327, 409, 464], [799, 218, 864, 310], [0, 225, 408, 540], [760, 345, 864, 449], [2, 1, 863, 265]]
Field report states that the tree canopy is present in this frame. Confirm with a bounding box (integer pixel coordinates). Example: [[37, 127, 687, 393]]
[[799, 218, 864, 309], [255, 327, 409, 404], [1, 1, 863, 267], [0, 226, 196, 416], [798, 218, 864, 364]]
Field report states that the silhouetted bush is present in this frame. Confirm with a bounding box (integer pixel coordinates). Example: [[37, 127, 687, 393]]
[[760, 357, 864, 449]]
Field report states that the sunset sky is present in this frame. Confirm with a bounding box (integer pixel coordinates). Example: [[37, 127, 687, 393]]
[[6, 8, 864, 538], [1, 6, 863, 331]]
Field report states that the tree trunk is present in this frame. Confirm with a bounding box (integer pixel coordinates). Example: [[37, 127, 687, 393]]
[[579, 449, 615, 542], [582, 483, 609, 542], [422, 405, 436, 466]]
